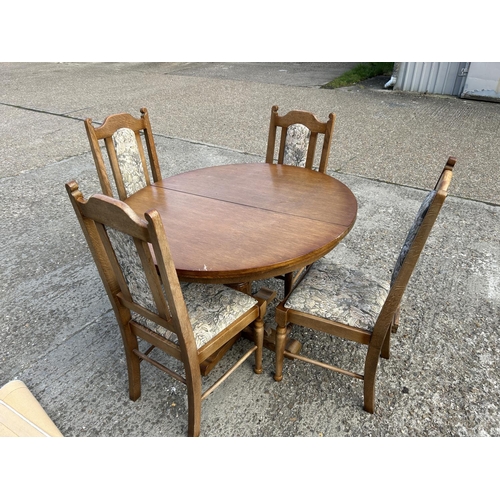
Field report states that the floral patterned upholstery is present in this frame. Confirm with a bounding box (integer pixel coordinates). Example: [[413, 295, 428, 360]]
[[391, 190, 436, 285], [285, 190, 437, 332], [112, 128, 147, 197], [284, 260, 390, 332], [283, 124, 310, 167], [181, 283, 258, 348], [107, 228, 258, 349]]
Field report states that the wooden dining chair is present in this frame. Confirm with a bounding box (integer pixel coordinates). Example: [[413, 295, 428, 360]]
[[274, 157, 456, 414], [66, 180, 267, 437], [84, 108, 162, 200], [265, 105, 336, 174], [266, 105, 337, 296]]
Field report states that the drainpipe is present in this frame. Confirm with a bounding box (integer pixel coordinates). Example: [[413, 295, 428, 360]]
[[384, 62, 401, 89]]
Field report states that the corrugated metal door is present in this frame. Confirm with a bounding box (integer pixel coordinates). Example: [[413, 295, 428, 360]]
[[394, 62, 469, 96]]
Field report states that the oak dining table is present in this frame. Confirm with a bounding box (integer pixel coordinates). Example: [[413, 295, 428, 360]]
[[124, 162, 358, 369]]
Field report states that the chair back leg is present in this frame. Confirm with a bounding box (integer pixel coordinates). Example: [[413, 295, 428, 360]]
[[253, 317, 265, 374], [117, 323, 142, 401]]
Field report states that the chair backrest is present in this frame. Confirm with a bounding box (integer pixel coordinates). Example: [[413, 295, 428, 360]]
[[265, 105, 336, 173], [85, 108, 162, 200], [375, 157, 456, 333], [65, 180, 195, 353]]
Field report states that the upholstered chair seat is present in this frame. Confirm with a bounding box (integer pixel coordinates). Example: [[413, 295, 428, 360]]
[[107, 228, 258, 349], [284, 260, 390, 332], [181, 283, 258, 348], [285, 190, 438, 333]]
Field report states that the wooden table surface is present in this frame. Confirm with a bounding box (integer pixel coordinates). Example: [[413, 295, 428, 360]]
[[125, 163, 358, 285]]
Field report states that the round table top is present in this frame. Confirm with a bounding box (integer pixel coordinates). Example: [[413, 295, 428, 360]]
[[125, 163, 357, 284]]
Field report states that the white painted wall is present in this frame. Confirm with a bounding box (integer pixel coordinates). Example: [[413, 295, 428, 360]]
[[462, 62, 500, 102]]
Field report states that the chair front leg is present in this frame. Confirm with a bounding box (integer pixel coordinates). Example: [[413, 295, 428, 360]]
[[363, 342, 384, 414], [186, 393, 202, 437], [180, 339, 204, 437], [274, 323, 287, 381], [186, 369, 202, 437]]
